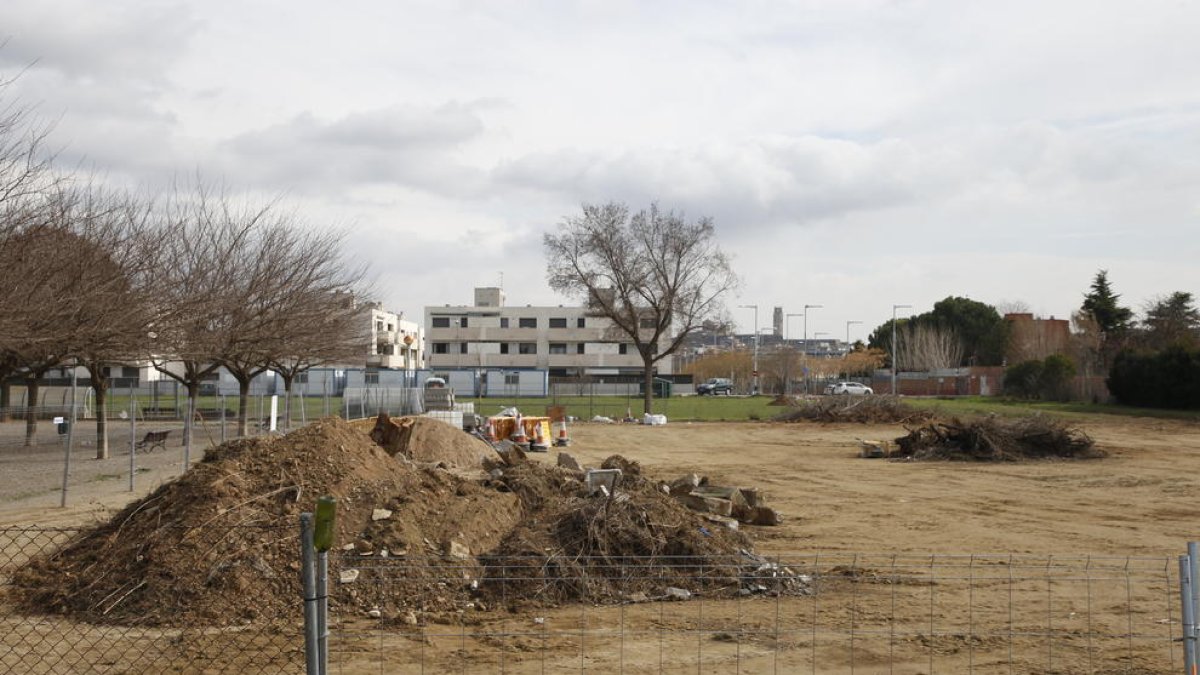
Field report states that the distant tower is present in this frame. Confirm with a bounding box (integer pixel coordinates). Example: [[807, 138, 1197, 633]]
[[773, 307, 783, 338]]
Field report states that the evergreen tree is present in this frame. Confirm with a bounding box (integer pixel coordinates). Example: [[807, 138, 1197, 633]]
[[1081, 270, 1133, 338], [1143, 291, 1200, 349]]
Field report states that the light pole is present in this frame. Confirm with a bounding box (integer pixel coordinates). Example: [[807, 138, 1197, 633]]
[[784, 313, 803, 396], [738, 304, 758, 394], [891, 304, 912, 396], [802, 304, 822, 395], [844, 320, 862, 379]]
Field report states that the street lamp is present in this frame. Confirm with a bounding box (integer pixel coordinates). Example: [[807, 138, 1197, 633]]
[[738, 304, 758, 394], [844, 320, 862, 379], [891, 304, 912, 396], [802, 304, 822, 395], [785, 313, 803, 341]]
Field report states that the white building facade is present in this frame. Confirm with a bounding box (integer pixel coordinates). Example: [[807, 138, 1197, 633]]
[[362, 302, 425, 371], [424, 287, 673, 377]]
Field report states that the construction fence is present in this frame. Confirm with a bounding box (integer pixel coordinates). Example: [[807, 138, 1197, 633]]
[[2, 522, 1188, 673]]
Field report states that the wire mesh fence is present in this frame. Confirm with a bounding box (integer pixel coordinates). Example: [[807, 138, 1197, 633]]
[[0, 525, 303, 674], [327, 552, 1180, 674]]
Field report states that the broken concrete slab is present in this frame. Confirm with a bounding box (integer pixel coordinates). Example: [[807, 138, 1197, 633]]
[[682, 493, 733, 517], [371, 508, 393, 521], [446, 541, 471, 560], [339, 569, 361, 584], [668, 473, 701, 495], [585, 468, 622, 495]]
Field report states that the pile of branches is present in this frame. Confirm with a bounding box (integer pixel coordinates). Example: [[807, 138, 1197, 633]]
[[893, 415, 1102, 462], [773, 396, 934, 424]]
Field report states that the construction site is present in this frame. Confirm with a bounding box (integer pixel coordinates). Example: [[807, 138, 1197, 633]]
[[1, 394, 1198, 673]]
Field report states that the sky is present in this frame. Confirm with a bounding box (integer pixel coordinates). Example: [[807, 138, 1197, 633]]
[[2, 0, 1198, 342]]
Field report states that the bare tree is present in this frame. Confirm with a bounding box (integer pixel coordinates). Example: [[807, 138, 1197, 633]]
[[894, 323, 964, 372], [149, 181, 262, 451], [545, 202, 738, 414]]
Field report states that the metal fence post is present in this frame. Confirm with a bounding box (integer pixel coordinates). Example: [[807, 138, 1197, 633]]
[[129, 390, 137, 492], [1182, 554, 1197, 674], [301, 513, 320, 675], [220, 395, 226, 444]]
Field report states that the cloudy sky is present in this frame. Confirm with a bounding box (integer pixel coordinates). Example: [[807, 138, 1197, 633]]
[[2, 0, 1198, 340]]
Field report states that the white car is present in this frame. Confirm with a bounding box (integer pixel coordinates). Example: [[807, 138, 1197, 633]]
[[825, 381, 874, 396]]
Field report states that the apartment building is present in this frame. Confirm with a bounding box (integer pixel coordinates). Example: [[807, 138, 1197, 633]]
[[362, 302, 425, 371], [424, 287, 673, 377]]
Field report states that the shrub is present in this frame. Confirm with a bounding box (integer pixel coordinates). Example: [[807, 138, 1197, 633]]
[[1003, 355, 1076, 401], [1108, 345, 1200, 409]]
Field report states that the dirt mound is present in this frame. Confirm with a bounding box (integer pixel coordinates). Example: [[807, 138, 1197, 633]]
[[11, 416, 803, 627], [892, 416, 1102, 461], [368, 413, 489, 468], [10, 417, 412, 626], [477, 462, 802, 606], [774, 396, 934, 424]]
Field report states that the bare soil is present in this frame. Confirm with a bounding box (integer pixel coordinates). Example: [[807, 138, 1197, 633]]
[[3, 413, 1199, 673]]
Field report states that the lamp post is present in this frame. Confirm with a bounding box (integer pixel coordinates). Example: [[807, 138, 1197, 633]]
[[738, 304, 758, 394], [802, 304, 822, 395], [784, 313, 803, 396], [891, 304, 912, 396], [844, 320, 862, 379]]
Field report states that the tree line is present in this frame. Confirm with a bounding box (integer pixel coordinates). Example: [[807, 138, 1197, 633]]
[[0, 87, 366, 456]]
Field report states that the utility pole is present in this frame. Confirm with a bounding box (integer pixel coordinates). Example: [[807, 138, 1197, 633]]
[[738, 304, 758, 394], [891, 304, 912, 395], [785, 313, 803, 396], [803, 304, 822, 395], [844, 320, 862, 380]]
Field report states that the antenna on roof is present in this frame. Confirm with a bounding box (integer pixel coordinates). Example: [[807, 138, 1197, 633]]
[[499, 271, 504, 289]]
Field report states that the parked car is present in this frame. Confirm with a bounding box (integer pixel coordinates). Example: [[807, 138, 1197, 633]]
[[824, 381, 874, 396], [696, 377, 734, 396]]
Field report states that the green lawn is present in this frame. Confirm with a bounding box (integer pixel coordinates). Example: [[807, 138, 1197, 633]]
[[906, 396, 1200, 421], [461, 394, 781, 422]]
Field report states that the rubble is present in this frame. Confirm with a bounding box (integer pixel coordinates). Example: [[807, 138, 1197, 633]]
[[555, 452, 582, 472]]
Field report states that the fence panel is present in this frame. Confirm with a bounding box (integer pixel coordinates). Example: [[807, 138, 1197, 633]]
[[327, 552, 1178, 674], [0, 525, 303, 674]]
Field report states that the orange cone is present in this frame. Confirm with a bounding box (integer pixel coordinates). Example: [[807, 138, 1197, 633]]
[[532, 422, 548, 451], [554, 419, 570, 447], [512, 414, 527, 442], [484, 418, 496, 442]]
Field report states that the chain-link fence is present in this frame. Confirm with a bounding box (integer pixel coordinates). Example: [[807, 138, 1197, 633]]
[[327, 552, 1180, 674], [0, 525, 303, 674]]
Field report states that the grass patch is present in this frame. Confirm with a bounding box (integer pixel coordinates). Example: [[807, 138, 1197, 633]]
[[909, 396, 1200, 422]]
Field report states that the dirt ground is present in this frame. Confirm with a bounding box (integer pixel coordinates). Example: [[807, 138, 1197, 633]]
[[4, 414, 1199, 673]]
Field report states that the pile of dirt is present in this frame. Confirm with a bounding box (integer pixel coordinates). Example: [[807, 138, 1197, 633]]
[[773, 396, 934, 424], [11, 415, 806, 627], [478, 461, 803, 605], [892, 416, 1102, 461], [367, 412, 489, 468], [9, 417, 415, 626]]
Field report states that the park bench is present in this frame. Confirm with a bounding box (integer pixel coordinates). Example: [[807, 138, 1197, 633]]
[[136, 430, 171, 452]]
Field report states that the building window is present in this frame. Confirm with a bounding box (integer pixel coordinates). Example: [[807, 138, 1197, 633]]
[[459, 317, 468, 328], [376, 320, 384, 331], [500, 343, 509, 354], [519, 317, 537, 328], [432, 317, 450, 328], [619, 343, 628, 355], [504, 373, 519, 385], [549, 318, 567, 328], [433, 343, 448, 354], [577, 317, 586, 328], [122, 366, 139, 378], [518, 343, 537, 355], [549, 343, 567, 354], [500, 317, 509, 328], [639, 318, 656, 329], [296, 373, 309, 384], [460, 343, 468, 354], [365, 371, 380, 385], [577, 343, 585, 354]]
